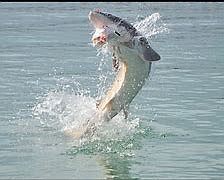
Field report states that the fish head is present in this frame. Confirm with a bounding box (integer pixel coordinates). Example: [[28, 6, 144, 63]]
[[89, 10, 138, 47], [89, 9, 114, 29]]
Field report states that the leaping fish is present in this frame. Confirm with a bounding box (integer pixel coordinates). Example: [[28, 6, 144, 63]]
[[69, 10, 160, 139]]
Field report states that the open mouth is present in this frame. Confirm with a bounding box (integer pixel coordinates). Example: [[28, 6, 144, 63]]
[[92, 33, 107, 47], [91, 26, 109, 47], [91, 26, 121, 47]]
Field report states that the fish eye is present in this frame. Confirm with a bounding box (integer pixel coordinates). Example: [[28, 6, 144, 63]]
[[139, 37, 146, 42], [139, 37, 148, 45]]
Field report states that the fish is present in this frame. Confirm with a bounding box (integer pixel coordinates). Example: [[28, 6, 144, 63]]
[[68, 10, 161, 139]]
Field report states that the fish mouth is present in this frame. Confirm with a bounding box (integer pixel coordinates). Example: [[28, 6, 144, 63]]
[[91, 28, 109, 47], [89, 10, 116, 47]]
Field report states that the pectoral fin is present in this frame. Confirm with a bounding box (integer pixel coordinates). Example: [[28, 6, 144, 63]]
[[141, 45, 160, 62]]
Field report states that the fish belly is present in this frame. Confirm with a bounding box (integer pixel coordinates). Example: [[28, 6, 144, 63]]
[[97, 47, 151, 120]]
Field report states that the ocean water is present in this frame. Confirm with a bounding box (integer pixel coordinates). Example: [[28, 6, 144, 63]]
[[0, 2, 224, 179]]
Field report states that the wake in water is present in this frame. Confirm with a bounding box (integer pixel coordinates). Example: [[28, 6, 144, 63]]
[[33, 13, 169, 144]]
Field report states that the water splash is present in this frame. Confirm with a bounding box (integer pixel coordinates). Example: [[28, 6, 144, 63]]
[[95, 48, 112, 99], [33, 91, 96, 132], [66, 123, 179, 158], [32, 12, 170, 153], [134, 12, 169, 39], [32, 89, 141, 144], [66, 124, 153, 157]]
